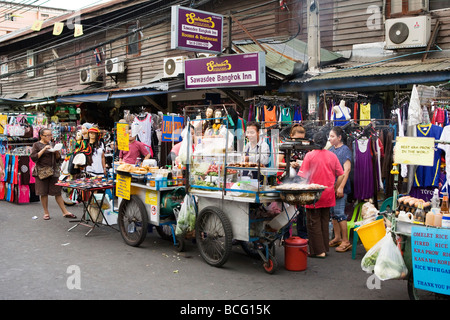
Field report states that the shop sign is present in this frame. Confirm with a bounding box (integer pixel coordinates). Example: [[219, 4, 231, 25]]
[[161, 115, 184, 142], [394, 136, 435, 166], [411, 226, 450, 295], [116, 174, 131, 200], [185, 52, 266, 90], [116, 122, 129, 151], [171, 5, 223, 53]]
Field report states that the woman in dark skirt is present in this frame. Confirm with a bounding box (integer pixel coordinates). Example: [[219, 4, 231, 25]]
[[30, 128, 76, 220]]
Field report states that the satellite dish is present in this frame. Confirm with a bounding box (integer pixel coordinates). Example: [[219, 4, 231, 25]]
[[164, 59, 176, 76], [389, 22, 409, 44]]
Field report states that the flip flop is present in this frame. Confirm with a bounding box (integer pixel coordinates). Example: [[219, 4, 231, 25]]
[[336, 243, 352, 252], [308, 253, 326, 259], [63, 213, 76, 219], [329, 240, 342, 247], [43, 214, 51, 220]]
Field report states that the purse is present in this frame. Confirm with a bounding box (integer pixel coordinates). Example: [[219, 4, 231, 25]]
[[32, 145, 55, 180]]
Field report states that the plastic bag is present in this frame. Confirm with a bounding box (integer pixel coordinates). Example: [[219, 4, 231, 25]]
[[361, 232, 387, 273], [361, 231, 408, 280], [175, 194, 196, 236], [374, 231, 408, 280]]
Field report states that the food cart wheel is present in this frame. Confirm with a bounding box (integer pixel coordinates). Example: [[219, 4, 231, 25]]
[[263, 254, 278, 274], [118, 195, 149, 247], [196, 206, 233, 267], [175, 236, 185, 252], [155, 225, 172, 240]]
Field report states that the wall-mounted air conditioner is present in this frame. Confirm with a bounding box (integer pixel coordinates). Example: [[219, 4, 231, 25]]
[[79, 66, 99, 84], [385, 16, 431, 49], [163, 56, 187, 78], [105, 57, 125, 75], [196, 53, 217, 58]]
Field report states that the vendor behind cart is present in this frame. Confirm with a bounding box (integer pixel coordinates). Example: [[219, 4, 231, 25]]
[[278, 123, 306, 177], [119, 126, 151, 165], [243, 121, 270, 166]]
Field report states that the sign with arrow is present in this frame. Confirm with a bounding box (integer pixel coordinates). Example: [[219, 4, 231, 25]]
[[171, 5, 223, 54]]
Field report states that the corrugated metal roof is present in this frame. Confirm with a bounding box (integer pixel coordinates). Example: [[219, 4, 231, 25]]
[[291, 58, 450, 83], [233, 37, 343, 79]]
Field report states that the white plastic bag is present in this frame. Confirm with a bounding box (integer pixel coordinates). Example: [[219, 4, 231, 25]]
[[374, 231, 408, 280], [361, 231, 387, 273], [175, 194, 196, 236]]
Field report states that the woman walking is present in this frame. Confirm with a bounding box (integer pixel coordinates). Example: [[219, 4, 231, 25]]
[[31, 128, 75, 220]]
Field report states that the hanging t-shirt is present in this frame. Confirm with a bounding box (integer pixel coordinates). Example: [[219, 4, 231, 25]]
[[414, 124, 443, 188], [438, 125, 450, 189], [360, 103, 371, 126], [133, 113, 153, 154], [293, 106, 302, 122]]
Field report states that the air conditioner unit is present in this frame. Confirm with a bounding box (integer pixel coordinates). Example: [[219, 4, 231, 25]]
[[163, 56, 187, 78], [385, 16, 431, 49], [197, 53, 217, 58], [105, 57, 125, 75], [79, 66, 99, 84]]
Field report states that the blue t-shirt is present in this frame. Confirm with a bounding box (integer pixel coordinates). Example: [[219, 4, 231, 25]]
[[329, 144, 352, 194]]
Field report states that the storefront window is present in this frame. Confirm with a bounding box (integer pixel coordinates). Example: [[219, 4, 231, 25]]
[[127, 23, 141, 56]]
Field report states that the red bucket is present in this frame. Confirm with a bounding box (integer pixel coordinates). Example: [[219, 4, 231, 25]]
[[284, 236, 308, 271]]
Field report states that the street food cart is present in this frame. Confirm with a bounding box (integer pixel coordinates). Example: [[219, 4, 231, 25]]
[[186, 119, 324, 273], [115, 169, 186, 250]]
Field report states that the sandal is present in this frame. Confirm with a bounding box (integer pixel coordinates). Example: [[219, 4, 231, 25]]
[[63, 213, 76, 219], [336, 243, 352, 252], [308, 253, 326, 259], [43, 214, 51, 220], [329, 239, 342, 247]]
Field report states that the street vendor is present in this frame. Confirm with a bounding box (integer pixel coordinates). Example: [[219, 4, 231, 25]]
[[243, 121, 270, 166], [119, 126, 151, 165], [278, 123, 306, 177], [297, 131, 344, 258]]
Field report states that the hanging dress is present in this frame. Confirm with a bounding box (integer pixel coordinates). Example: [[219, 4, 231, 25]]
[[414, 124, 443, 188], [293, 106, 303, 123], [280, 107, 292, 123], [353, 138, 374, 200]]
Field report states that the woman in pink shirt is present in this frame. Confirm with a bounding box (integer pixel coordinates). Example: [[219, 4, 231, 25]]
[[298, 131, 344, 258]]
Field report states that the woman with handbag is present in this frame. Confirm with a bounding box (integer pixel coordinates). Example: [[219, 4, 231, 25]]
[[30, 128, 76, 220]]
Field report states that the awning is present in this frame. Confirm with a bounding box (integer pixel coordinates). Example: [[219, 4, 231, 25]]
[[233, 37, 343, 80], [109, 79, 185, 99], [56, 92, 110, 103], [280, 58, 450, 92]]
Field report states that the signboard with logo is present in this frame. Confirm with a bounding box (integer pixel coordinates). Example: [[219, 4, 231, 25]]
[[161, 115, 184, 142], [171, 5, 223, 53], [184, 52, 266, 90]]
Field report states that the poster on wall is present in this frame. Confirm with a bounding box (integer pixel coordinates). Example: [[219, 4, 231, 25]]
[[184, 52, 266, 90], [171, 5, 223, 54]]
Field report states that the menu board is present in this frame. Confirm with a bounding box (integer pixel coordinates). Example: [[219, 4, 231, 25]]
[[411, 226, 450, 295], [116, 174, 131, 200]]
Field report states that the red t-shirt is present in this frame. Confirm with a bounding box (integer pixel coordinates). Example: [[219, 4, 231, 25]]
[[298, 149, 344, 208], [119, 140, 150, 164]]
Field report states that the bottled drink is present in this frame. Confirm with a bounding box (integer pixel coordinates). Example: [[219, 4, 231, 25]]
[[413, 202, 425, 225], [425, 211, 435, 226], [441, 194, 449, 214], [431, 188, 440, 209], [167, 166, 173, 186]]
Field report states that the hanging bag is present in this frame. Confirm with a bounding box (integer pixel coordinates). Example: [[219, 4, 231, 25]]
[[18, 115, 33, 138]]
